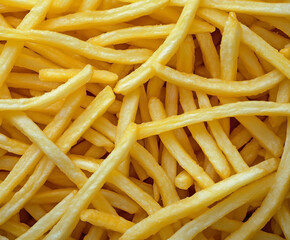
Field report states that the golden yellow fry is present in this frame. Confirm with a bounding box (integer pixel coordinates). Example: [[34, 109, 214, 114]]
[[0, 88, 84, 205], [220, 12, 240, 81], [149, 97, 215, 187], [0, 64, 92, 110], [116, 88, 140, 175], [275, 201, 290, 240], [0, 0, 52, 89], [170, 174, 274, 240], [197, 8, 290, 79], [0, 219, 29, 237], [81, 209, 134, 233], [114, 0, 200, 95], [175, 171, 194, 190], [0, 133, 28, 155], [138, 101, 290, 140], [89, 21, 215, 46], [120, 158, 278, 240], [153, 63, 284, 97], [226, 118, 290, 240], [0, 156, 18, 171], [17, 191, 76, 240], [45, 123, 137, 240], [256, 16, 290, 38], [100, 189, 140, 214], [83, 128, 114, 150], [83, 226, 105, 240], [39, 0, 168, 31], [39, 68, 118, 84], [0, 28, 153, 64], [29, 188, 75, 204], [6, 73, 60, 91], [251, 24, 290, 50]]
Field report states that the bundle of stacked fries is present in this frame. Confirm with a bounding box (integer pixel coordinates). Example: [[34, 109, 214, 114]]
[[0, 0, 289, 239]]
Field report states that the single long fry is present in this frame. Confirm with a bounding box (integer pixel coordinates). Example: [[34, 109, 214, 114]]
[[138, 101, 290, 139], [120, 158, 278, 240], [153, 63, 284, 97], [39, 0, 168, 31], [0, 28, 153, 64], [0, 64, 92, 110], [39, 68, 118, 84], [89, 21, 215, 46], [81, 209, 134, 233]]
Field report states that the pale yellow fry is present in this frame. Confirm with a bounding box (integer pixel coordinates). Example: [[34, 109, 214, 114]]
[[6, 73, 60, 91], [0, 4, 24, 13], [251, 24, 290, 50], [116, 87, 140, 175], [153, 63, 284, 97], [114, 0, 200, 95], [0, 0, 52, 89], [0, 88, 84, 205], [39, 0, 168, 31], [0, 28, 152, 65], [0, 133, 28, 155], [24, 204, 46, 221], [81, 209, 134, 233], [39, 68, 118, 84], [45, 123, 137, 240], [220, 12, 240, 81], [169, 174, 274, 240], [138, 101, 290, 139], [89, 21, 215, 46], [197, 8, 290, 79], [0, 64, 92, 110], [256, 16, 290, 38], [226, 118, 290, 240], [120, 158, 278, 240], [149, 97, 215, 187], [17, 191, 76, 240]]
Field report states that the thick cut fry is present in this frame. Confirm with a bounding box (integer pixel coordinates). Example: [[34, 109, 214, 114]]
[[120, 158, 278, 240], [0, 133, 28, 155]]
